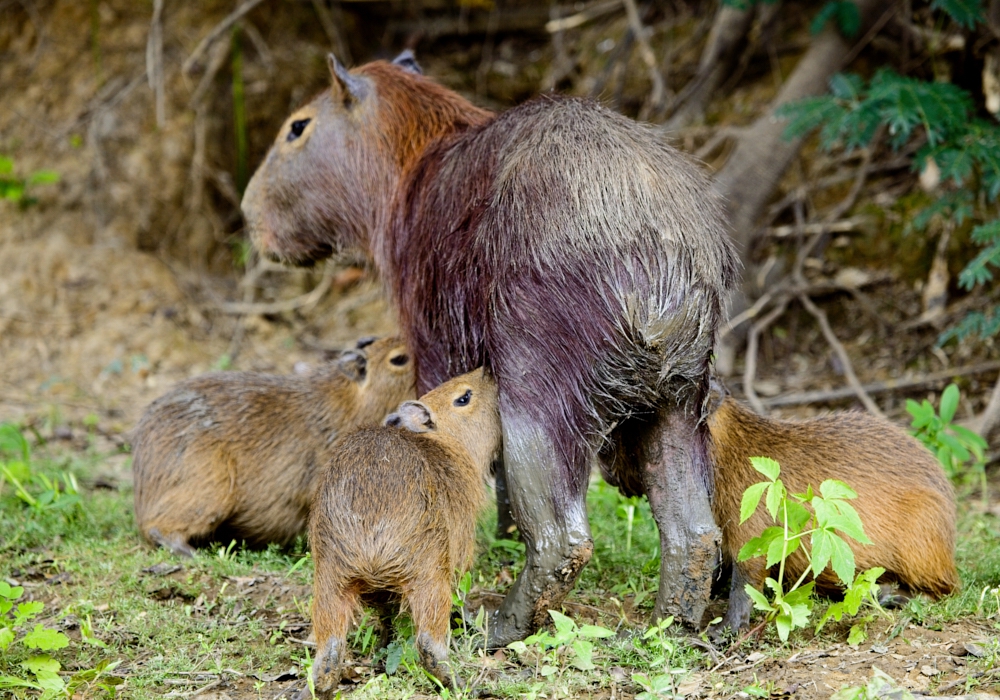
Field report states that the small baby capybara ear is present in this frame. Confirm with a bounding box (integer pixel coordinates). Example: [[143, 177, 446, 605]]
[[392, 49, 422, 75], [384, 401, 435, 432], [336, 350, 367, 382], [705, 375, 730, 415], [355, 336, 379, 349], [327, 54, 367, 104]]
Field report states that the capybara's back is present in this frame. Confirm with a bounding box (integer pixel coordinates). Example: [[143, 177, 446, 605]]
[[309, 369, 500, 695], [132, 337, 414, 556], [708, 395, 958, 632]]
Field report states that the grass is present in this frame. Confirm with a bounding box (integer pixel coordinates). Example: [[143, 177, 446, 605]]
[[2, 438, 999, 699]]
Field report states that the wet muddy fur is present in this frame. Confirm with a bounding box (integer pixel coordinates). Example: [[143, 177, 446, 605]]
[[707, 394, 959, 634], [132, 337, 415, 555], [242, 55, 739, 642], [308, 370, 501, 696]]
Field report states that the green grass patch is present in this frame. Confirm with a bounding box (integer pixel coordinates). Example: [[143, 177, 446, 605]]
[[2, 439, 999, 698]]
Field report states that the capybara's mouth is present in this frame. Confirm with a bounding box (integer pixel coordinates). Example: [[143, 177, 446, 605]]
[[263, 239, 334, 268]]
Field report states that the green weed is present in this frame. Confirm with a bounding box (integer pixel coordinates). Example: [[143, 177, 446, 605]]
[[908, 384, 988, 497], [737, 456, 885, 642], [0, 157, 59, 208]]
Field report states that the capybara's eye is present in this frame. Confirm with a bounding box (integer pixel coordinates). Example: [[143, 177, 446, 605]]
[[389, 353, 409, 367], [287, 118, 311, 141], [453, 390, 472, 407]]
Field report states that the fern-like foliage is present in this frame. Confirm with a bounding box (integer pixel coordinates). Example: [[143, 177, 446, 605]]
[[811, 1, 861, 37], [931, 0, 984, 28], [938, 305, 1000, 345], [778, 64, 1000, 345], [779, 68, 973, 151]]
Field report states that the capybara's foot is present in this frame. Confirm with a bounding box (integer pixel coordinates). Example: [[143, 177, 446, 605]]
[[877, 583, 912, 609], [147, 528, 196, 558], [312, 635, 345, 698], [416, 631, 460, 689]]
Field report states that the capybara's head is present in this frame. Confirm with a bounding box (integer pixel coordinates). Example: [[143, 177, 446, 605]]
[[386, 368, 501, 471], [241, 52, 490, 266], [353, 336, 416, 422]]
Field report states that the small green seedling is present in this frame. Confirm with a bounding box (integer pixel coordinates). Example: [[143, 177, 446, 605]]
[[507, 610, 615, 678], [908, 384, 987, 496], [738, 457, 884, 642]]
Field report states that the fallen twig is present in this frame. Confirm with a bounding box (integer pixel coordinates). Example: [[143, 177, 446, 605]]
[[744, 299, 789, 414], [545, 0, 622, 33], [216, 263, 336, 316], [146, 0, 165, 128], [622, 0, 666, 120], [759, 360, 1000, 409], [182, 0, 271, 75], [798, 293, 884, 417]]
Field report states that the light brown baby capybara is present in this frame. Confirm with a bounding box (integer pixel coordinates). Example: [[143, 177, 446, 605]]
[[308, 368, 501, 695], [131, 336, 415, 557], [707, 381, 958, 634]]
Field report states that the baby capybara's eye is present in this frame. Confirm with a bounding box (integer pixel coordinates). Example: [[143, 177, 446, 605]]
[[389, 354, 409, 367], [453, 390, 472, 407], [287, 118, 311, 141]]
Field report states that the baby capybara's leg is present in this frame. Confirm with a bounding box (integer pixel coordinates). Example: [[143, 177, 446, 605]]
[[406, 576, 459, 689], [310, 587, 356, 698], [711, 559, 765, 640], [489, 405, 594, 648], [639, 406, 719, 629]]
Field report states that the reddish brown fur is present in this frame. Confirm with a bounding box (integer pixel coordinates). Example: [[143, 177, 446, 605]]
[[308, 369, 500, 695], [708, 395, 959, 632], [132, 337, 415, 556]]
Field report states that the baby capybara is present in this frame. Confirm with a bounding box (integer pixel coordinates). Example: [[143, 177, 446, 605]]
[[308, 369, 501, 694], [132, 336, 415, 556], [707, 383, 958, 634]]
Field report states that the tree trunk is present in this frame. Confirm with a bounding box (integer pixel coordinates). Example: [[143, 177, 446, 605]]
[[713, 0, 894, 266]]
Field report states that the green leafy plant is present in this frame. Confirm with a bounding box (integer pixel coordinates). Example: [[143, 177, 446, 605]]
[[0, 156, 59, 208], [617, 493, 644, 552], [0, 423, 81, 516], [831, 667, 915, 700], [507, 610, 615, 678], [737, 457, 884, 642], [630, 616, 690, 700], [810, 1, 860, 37], [0, 581, 122, 699], [907, 384, 987, 493]]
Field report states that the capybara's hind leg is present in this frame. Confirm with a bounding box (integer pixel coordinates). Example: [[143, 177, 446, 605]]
[[489, 406, 594, 648], [147, 528, 196, 558], [407, 576, 460, 689], [640, 405, 720, 628], [310, 588, 356, 698], [877, 582, 912, 609]]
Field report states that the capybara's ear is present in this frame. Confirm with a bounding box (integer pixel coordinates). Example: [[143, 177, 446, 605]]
[[327, 54, 367, 105], [337, 350, 367, 382], [355, 336, 379, 349], [705, 375, 730, 415], [385, 401, 435, 433], [392, 49, 422, 75]]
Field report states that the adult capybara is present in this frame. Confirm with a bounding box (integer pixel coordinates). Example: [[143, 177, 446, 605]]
[[706, 383, 958, 634], [132, 337, 415, 556], [241, 51, 739, 643], [308, 369, 501, 695]]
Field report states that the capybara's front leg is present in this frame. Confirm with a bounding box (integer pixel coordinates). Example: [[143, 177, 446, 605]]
[[487, 407, 593, 648], [640, 405, 720, 629]]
